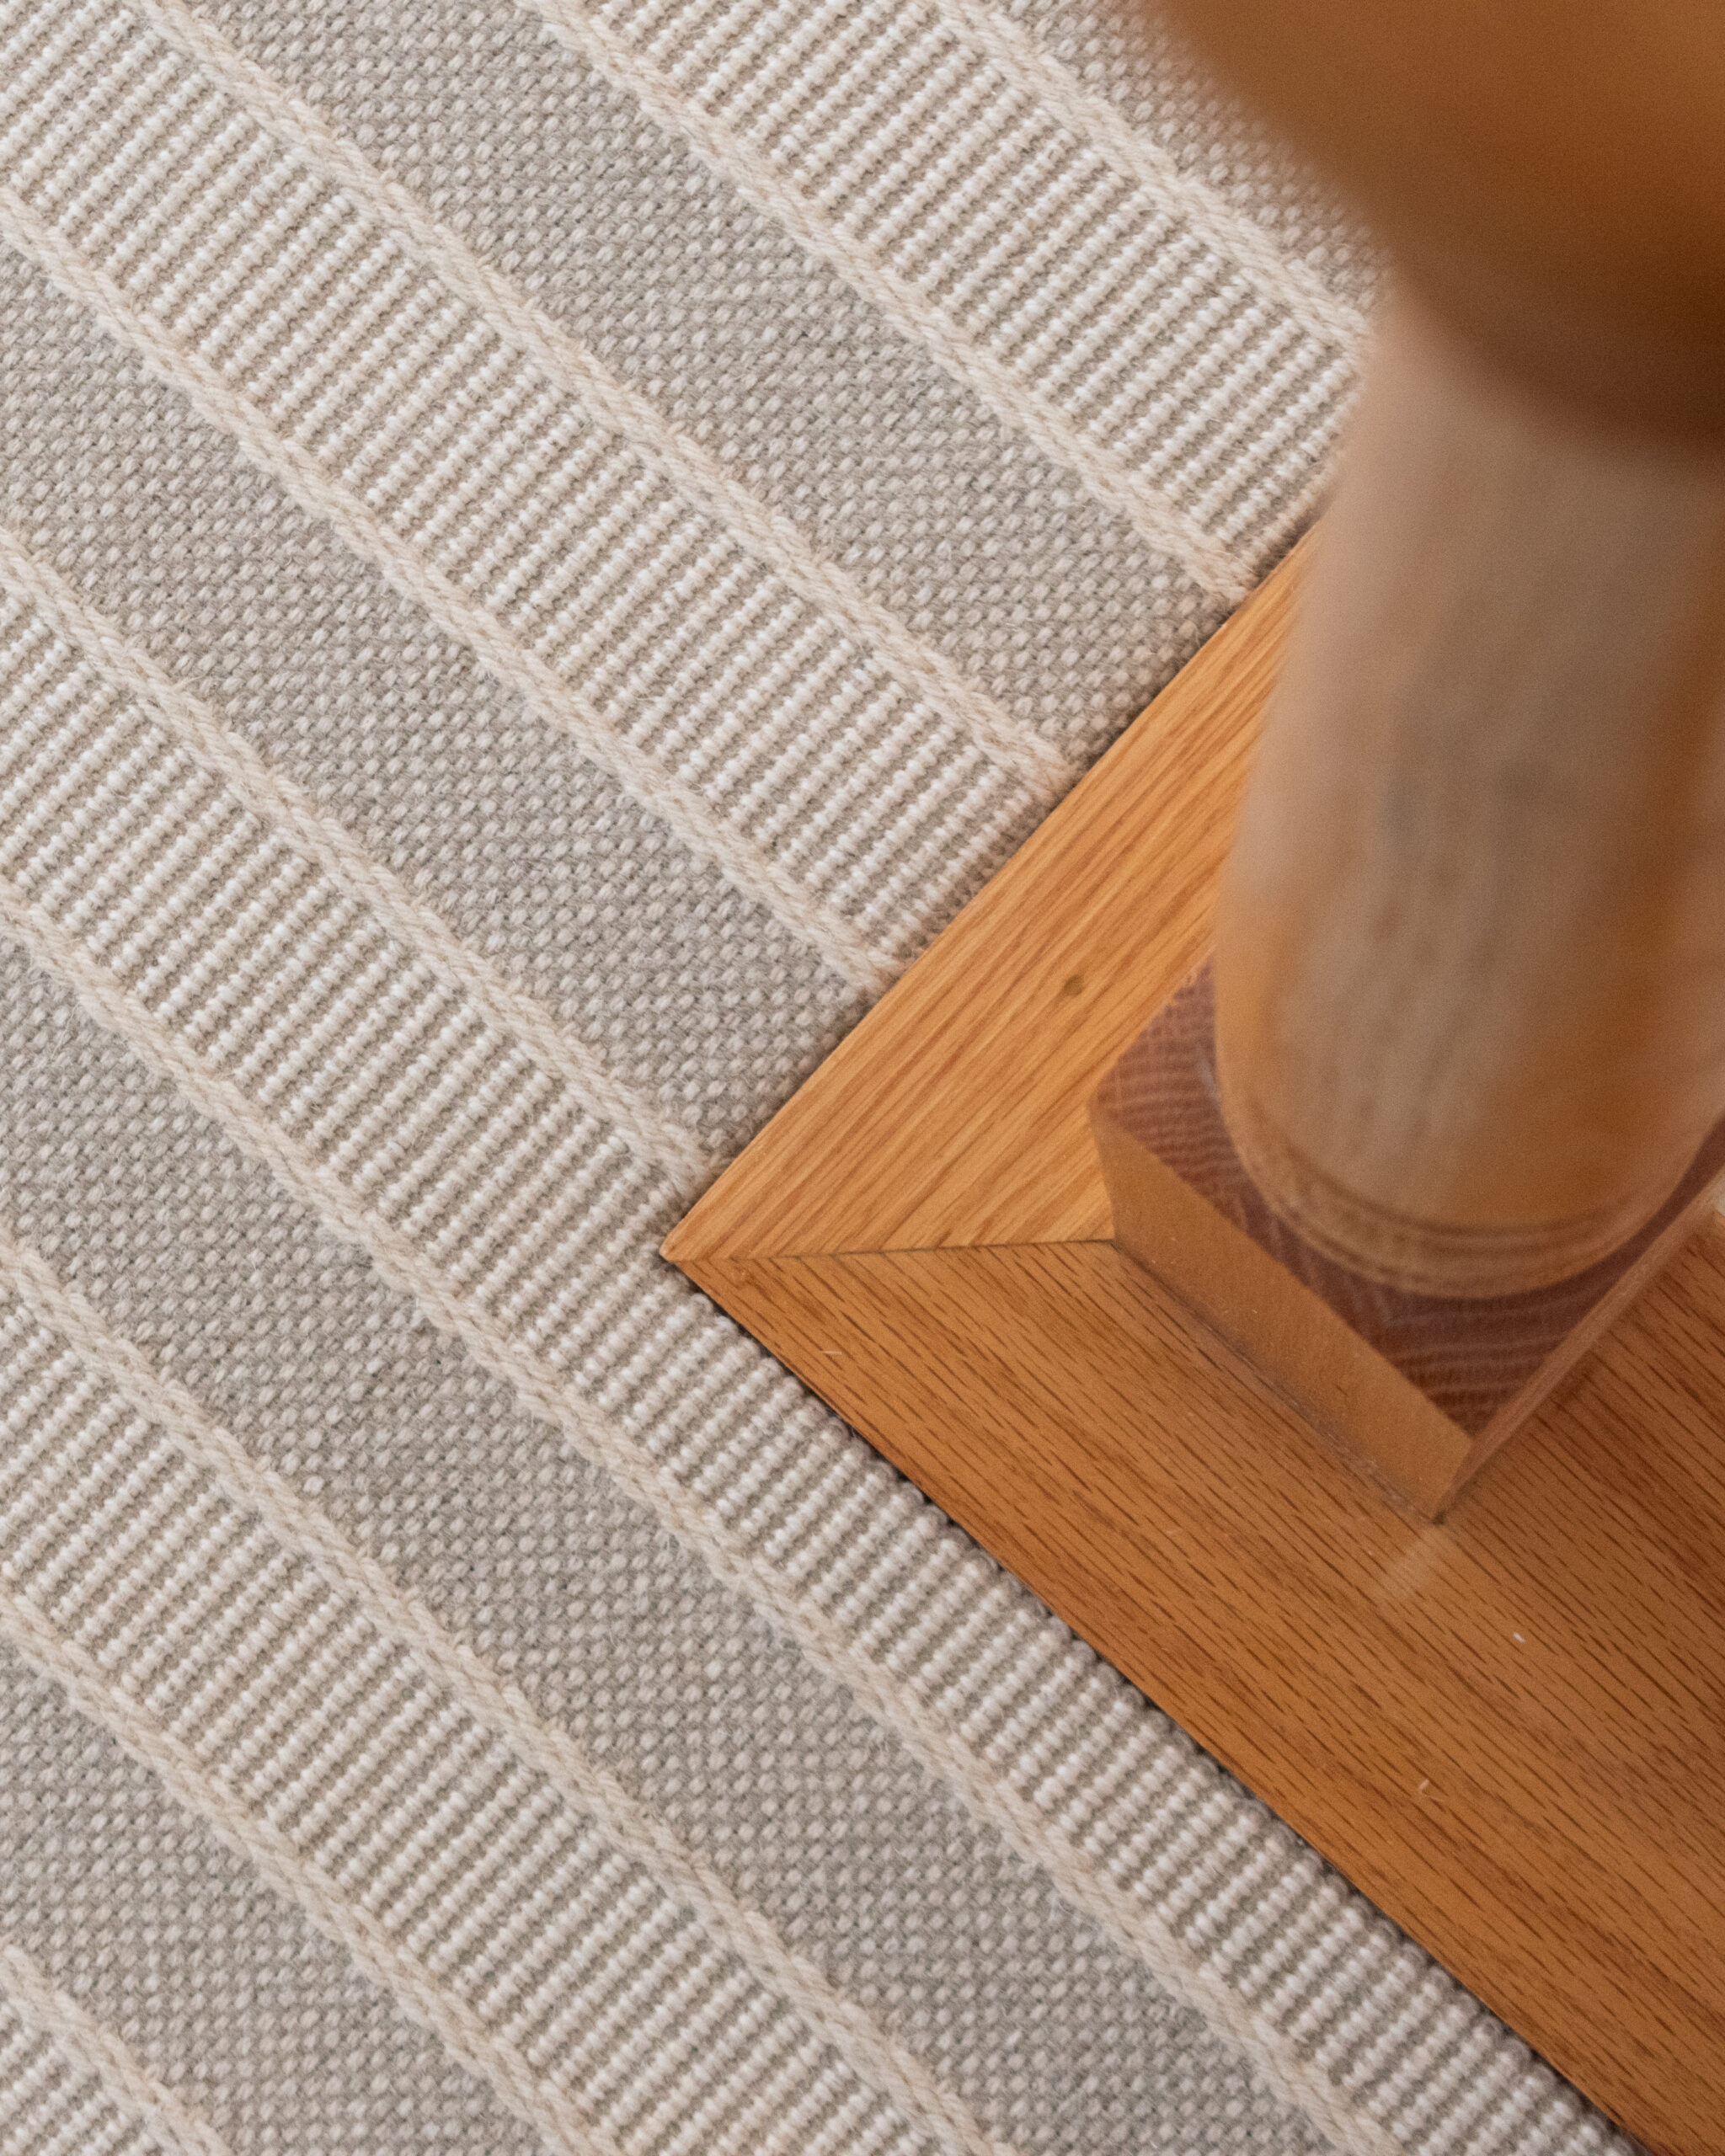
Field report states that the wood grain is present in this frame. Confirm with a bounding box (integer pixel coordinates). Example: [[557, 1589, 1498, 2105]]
[[700, 1234, 1725, 2153], [1213, 297, 1725, 1294], [665, 542, 1300, 1271], [664, 547, 1725, 2156], [1096, 959, 1725, 1516]]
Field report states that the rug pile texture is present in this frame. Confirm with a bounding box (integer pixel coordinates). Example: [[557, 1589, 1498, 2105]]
[[0, 0, 1632, 2149]]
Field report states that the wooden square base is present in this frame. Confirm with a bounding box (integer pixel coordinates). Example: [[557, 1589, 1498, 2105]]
[[1094, 963, 1725, 1519], [665, 551, 1725, 2156]]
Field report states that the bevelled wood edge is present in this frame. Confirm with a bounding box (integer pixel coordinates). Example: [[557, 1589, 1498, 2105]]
[[678, 1230, 1725, 2152], [662, 547, 1725, 2156], [1093, 957, 1725, 1518], [661, 544, 1306, 1273]]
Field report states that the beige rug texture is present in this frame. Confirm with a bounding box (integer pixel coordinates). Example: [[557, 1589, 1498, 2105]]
[[0, 0, 1636, 2150]]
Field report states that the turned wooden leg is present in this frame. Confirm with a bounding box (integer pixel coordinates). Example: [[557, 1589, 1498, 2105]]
[[1095, 0, 1725, 1515], [1214, 295, 1725, 1300]]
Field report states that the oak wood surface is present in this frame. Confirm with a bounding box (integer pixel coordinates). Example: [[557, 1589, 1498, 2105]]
[[665, 543, 1298, 1271], [664, 549, 1725, 2155], [705, 1237, 1725, 2153]]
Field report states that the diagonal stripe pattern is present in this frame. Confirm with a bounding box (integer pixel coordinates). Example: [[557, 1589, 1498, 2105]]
[[0, 660, 1398, 2153], [0, 1241, 1021, 2156], [0, 1940, 234, 2156], [0, 565, 681, 1348], [0, 538, 1628, 2156], [921, 0, 1368, 356], [526, 0, 1359, 583], [0, 0, 1054, 989], [0, 0, 1639, 2150], [131, 0, 1082, 809], [0, 525, 713, 1193]]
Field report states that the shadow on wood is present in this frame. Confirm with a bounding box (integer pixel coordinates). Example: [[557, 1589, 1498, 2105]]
[[1094, 959, 1725, 1519]]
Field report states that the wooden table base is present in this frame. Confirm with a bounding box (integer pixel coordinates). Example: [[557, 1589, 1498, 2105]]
[[664, 552, 1725, 2156], [1094, 960, 1725, 1521]]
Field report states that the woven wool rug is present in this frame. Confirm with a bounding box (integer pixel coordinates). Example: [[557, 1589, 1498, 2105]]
[[0, 1, 1633, 2151]]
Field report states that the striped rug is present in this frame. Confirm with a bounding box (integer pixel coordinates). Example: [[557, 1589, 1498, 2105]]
[[0, 2, 1628, 2150]]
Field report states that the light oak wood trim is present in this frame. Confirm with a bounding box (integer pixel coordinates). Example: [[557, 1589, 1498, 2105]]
[[678, 1233, 1725, 2156], [1090, 980, 1471, 1516], [665, 556, 1725, 2153], [664, 546, 1300, 1272], [1094, 959, 1725, 1518]]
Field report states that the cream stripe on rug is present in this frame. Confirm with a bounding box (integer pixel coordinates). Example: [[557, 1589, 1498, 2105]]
[[0, 0, 1636, 2150], [0, 1942, 234, 2156], [0, 179, 894, 995], [0, 529, 712, 1193], [0, 636, 1616, 2152], [0, 524, 1396, 2149], [0, 834, 1391, 2154], [0, 1236, 1019, 2156], [522, 0, 1355, 585], [132, 0, 1081, 810], [921, 0, 1366, 356], [0, 0, 1059, 990]]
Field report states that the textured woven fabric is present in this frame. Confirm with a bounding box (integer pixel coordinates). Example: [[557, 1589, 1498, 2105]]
[[0, 2, 1632, 2151]]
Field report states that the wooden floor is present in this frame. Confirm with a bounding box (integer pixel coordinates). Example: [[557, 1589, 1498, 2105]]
[[665, 552, 1725, 2156]]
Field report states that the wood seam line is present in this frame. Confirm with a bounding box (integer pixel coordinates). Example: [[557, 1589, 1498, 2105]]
[[659, 554, 1316, 1276], [711, 1250, 1302, 1426], [0, 1229, 1032, 2156], [0, 1937, 237, 2156], [0, 883, 1403, 2156]]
